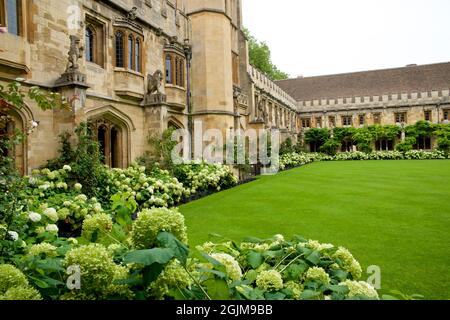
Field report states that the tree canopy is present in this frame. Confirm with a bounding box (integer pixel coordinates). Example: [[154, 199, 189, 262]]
[[244, 28, 289, 81]]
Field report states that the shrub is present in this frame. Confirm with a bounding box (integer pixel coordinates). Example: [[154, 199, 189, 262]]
[[194, 235, 379, 300], [173, 161, 238, 195], [130, 208, 188, 249], [320, 139, 341, 156]]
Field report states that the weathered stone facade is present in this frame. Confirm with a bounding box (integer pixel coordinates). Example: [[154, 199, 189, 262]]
[[1, 1, 449, 174]]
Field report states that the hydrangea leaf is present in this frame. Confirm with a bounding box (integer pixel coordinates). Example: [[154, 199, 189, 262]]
[[124, 248, 174, 266], [247, 251, 263, 269], [204, 279, 231, 300], [157, 231, 189, 267]]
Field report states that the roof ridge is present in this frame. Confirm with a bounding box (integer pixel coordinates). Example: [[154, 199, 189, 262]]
[[277, 61, 450, 82]]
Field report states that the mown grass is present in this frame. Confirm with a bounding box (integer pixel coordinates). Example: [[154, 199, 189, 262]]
[[181, 160, 450, 299]]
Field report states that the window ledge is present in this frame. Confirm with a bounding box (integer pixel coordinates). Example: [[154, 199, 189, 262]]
[[114, 68, 144, 78], [165, 84, 186, 91], [87, 62, 105, 71]]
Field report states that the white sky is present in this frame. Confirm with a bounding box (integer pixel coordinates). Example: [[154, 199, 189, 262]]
[[242, 0, 450, 78]]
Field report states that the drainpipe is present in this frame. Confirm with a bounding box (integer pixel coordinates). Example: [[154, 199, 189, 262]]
[[184, 41, 193, 159]]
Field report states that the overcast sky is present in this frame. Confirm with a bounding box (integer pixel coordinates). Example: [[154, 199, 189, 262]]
[[242, 0, 450, 78]]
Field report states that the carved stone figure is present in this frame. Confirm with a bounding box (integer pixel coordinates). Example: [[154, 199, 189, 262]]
[[127, 7, 138, 20], [258, 99, 268, 121], [66, 35, 84, 72], [147, 70, 164, 95]]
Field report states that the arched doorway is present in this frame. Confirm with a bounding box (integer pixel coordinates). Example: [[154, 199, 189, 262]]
[[90, 119, 124, 168], [0, 102, 27, 175]]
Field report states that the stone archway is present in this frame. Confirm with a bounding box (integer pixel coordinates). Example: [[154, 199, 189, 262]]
[[0, 99, 33, 175], [87, 107, 134, 168]]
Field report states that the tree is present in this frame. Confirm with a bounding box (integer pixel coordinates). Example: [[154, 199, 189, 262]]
[[244, 28, 289, 81]]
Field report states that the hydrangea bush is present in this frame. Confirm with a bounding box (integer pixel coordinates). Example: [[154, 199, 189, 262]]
[[194, 235, 379, 300], [173, 161, 238, 195]]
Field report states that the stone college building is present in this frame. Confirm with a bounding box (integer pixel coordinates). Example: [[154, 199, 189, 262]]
[[1, 0, 449, 174]]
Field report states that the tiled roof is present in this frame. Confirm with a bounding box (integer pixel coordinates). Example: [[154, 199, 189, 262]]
[[276, 62, 450, 101]]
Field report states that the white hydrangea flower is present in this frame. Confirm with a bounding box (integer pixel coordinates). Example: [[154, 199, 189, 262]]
[[28, 212, 42, 223], [211, 253, 243, 282], [45, 224, 59, 233], [63, 165, 72, 172], [43, 208, 59, 222], [74, 183, 82, 191], [8, 231, 19, 241]]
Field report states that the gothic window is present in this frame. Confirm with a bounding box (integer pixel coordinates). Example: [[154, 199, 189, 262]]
[[301, 118, 311, 128], [0, 0, 21, 36], [165, 55, 173, 84], [85, 17, 105, 67], [395, 112, 407, 123], [165, 52, 185, 88], [424, 110, 432, 122], [342, 116, 352, 126], [128, 35, 134, 70], [135, 38, 141, 73], [115, 31, 125, 68], [444, 110, 449, 121], [85, 27, 94, 63]]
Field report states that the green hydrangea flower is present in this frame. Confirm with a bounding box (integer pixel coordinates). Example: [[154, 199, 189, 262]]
[[27, 243, 58, 258], [211, 253, 242, 282], [333, 247, 362, 279], [340, 280, 379, 299], [147, 260, 192, 299], [284, 281, 303, 300], [0, 265, 29, 294], [305, 267, 330, 284], [130, 208, 188, 249], [64, 244, 117, 296], [0, 286, 42, 300], [256, 270, 284, 291], [81, 213, 113, 242]]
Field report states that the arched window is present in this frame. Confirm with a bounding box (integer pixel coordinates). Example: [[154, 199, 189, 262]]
[[165, 55, 172, 84], [115, 31, 124, 67], [135, 38, 141, 73], [128, 35, 134, 70], [85, 26, 94, 63]]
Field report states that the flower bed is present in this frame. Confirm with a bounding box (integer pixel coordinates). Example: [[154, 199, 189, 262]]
[[279, 150, 449, 170]]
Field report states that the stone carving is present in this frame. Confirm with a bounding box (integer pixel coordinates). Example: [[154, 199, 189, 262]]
[[127, 7, 138, 20], [56, 35, 89, 87], [66, 35, 84, 72], [143, 70, 166, 106], [147, 70, 163, 95], [258, 99, 268, 121]]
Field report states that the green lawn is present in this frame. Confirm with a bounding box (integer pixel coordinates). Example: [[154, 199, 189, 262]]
[[180, 160, 450, 300]]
